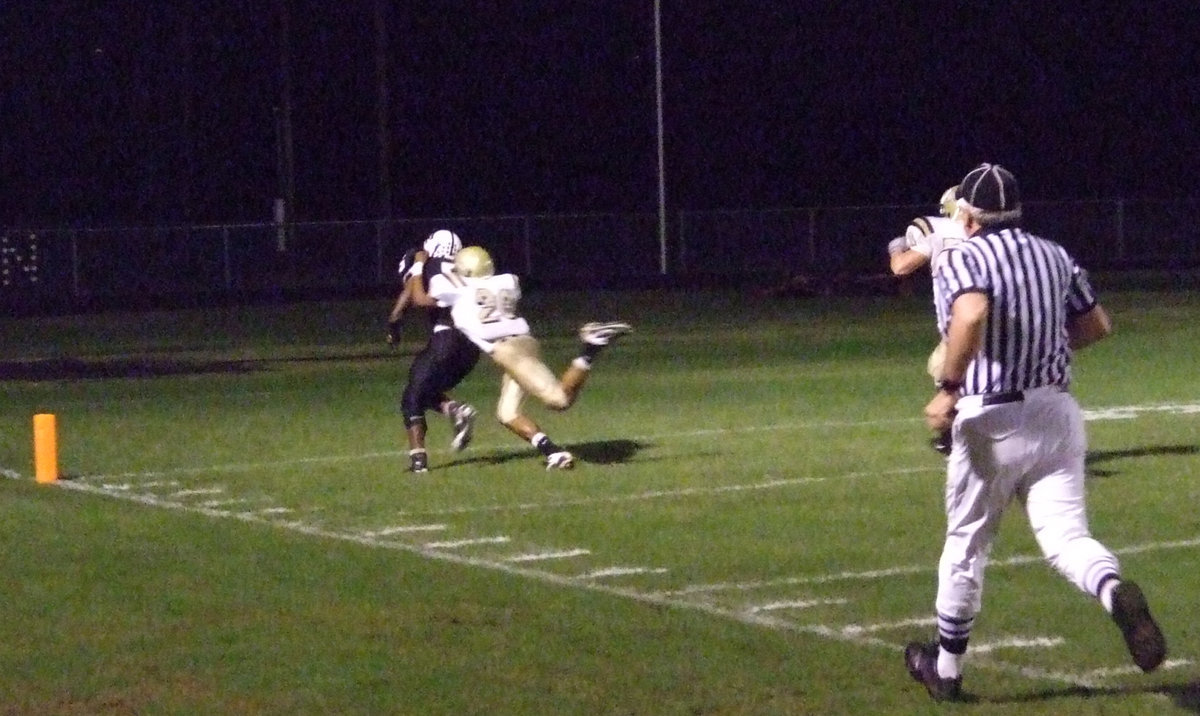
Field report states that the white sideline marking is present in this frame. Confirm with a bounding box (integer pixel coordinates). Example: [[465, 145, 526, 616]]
[[423, 536, 510, 549], [970, 636, 1065, 654], [504, 549, 591, 563], [841, 617, 937, 635], [748, 598, 848, 613], [257, 507, 293, 515], [578, 566, 669, 579], [363, 524, 447, 537]]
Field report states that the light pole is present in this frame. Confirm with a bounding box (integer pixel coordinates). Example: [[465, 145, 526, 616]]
[[654, 0, 667, 275]]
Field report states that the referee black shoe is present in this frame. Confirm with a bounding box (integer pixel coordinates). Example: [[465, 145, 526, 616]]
[[1111, 581, 1167, 672], [904, 641, 962, 702]]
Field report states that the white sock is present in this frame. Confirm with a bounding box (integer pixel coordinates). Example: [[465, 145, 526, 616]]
[[937, 647, 962, 679], [1099, 579, 1120, 613]]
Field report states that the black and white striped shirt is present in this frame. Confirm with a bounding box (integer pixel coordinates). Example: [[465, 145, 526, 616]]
[[933, 226, 1098, 395]]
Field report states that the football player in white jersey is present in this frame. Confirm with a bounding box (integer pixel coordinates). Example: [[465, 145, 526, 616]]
[[887, 187, 969, 454], [888, 186, 967, 281], [413, 245, 631, 470]]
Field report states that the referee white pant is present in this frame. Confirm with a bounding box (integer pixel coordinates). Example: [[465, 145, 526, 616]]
[[936, 386, 1120, 620]]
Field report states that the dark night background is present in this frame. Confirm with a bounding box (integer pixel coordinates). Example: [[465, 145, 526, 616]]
[[4, 2, 1198, 227]]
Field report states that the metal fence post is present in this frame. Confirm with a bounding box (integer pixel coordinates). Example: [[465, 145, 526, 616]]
[[222, 226, 232, 292], [681, 209, 691, 273], [71, 229, 80, 297], [1115, 198, 1125, 263], [523, 215, 533, 276]]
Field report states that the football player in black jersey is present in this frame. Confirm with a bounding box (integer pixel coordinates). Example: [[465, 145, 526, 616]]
[[386, 230, 482, 473]]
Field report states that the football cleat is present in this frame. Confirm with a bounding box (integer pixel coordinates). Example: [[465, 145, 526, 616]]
[[545, 451, 575, 470], [450, 403, 478, 452], [409, 451, 429, 474], [579, 321, 632, 346], [1111, 581, 1167, 672], [904, 641, 963, 702]]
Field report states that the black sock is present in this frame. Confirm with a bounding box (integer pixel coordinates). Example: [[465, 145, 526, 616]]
[[532, 432, 563, 457]]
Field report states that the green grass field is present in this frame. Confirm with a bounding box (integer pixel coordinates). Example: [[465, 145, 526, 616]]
[[2, 288, 1198, 714]]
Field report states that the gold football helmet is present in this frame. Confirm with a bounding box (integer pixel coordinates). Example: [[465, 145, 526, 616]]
[[454, 245, 495, 278], [939, 186, 959, 218]]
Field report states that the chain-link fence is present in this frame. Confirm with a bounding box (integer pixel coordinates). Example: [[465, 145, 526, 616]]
[[3, 199, 1197, 312]]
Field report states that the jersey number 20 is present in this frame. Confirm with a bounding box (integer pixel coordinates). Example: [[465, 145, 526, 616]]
[[474, 287, 518, 324]]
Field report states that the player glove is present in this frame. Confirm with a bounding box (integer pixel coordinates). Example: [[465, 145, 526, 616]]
[[386, 319, 402, 348], [887, 236, 907, 257]]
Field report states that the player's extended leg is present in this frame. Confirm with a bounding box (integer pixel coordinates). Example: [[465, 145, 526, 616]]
[[559, 321, 632, 403], [492, 336, 571, 409], [495, 372, 573, 469]]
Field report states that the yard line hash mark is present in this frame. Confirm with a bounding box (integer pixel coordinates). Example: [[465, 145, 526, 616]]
[[362, 524, 448, 537], [423, 536, 510, 549], [578, 567, 669, 579], [504, 549, 591, 563], [747, 598, 849, 613], [841, 617, 937, 635], [969, 637, 1065, 654]]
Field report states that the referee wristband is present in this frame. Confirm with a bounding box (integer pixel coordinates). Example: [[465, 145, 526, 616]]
[[936, 378, 963, 394]]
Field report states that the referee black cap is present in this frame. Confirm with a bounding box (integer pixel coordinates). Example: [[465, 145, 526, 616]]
[[956, 163, 1020, 212]]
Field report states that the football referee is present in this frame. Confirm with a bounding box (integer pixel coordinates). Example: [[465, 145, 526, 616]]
[[903, 163, 1167, 701]]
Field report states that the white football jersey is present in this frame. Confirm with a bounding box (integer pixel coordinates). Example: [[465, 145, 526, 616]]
[[905, 215, 966, 272], [427, 271, 531, 353]]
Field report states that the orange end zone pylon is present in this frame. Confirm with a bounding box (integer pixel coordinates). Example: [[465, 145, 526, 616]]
[[33, 413, 59, 483]]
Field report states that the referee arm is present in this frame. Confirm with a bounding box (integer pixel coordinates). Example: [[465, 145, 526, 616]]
[[924, 291, 987, 431], [1067, 304, 1113, 351]]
